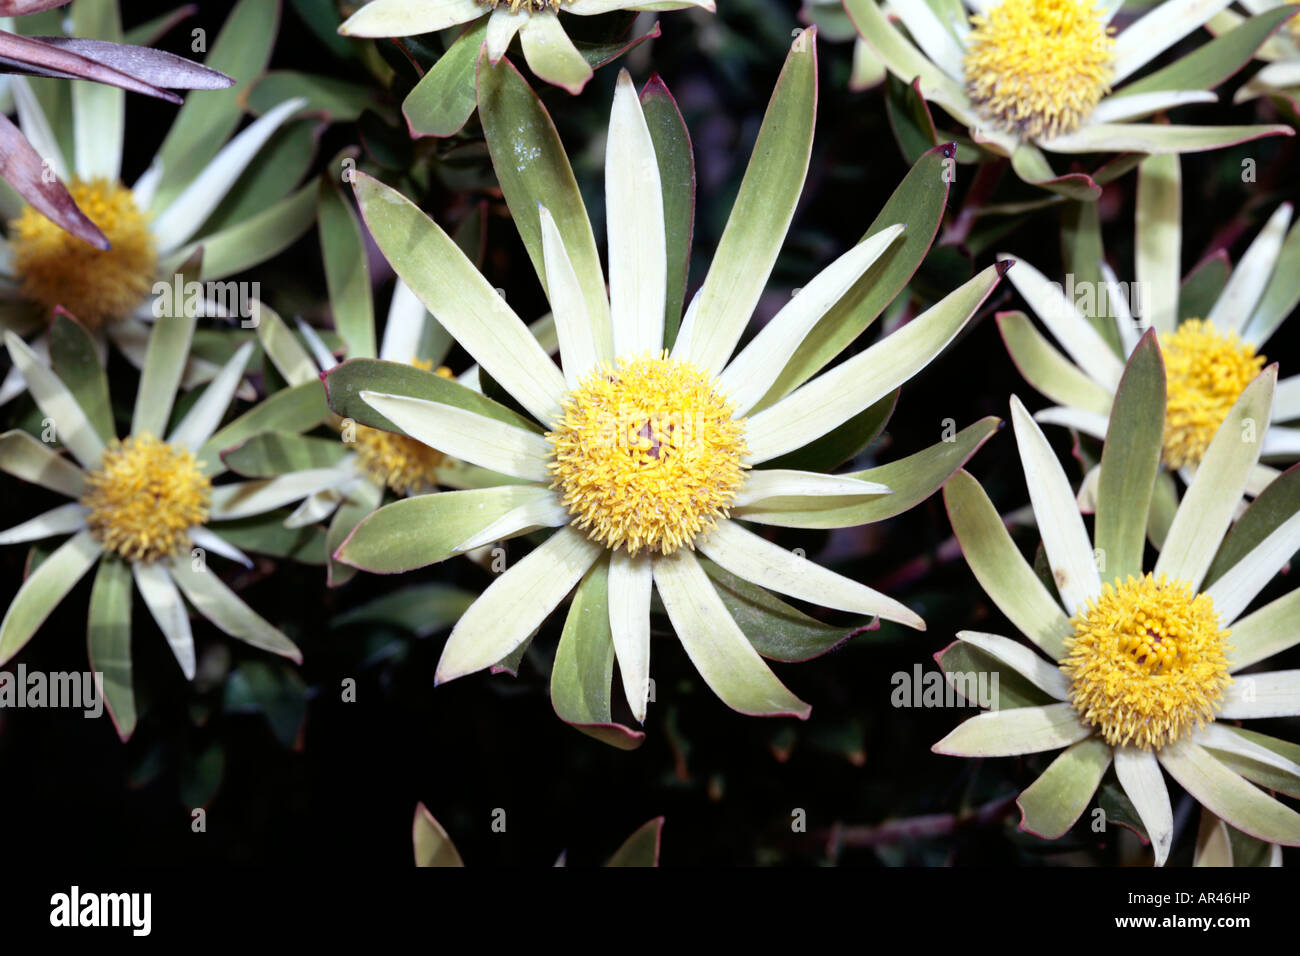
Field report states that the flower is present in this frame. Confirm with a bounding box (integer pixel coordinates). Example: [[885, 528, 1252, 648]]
[[339, 0, 714, 98], [845, 0, 1293, 194], [0, 0, 315, 406], [0, 311, 334, 740], [998, 153, 1300, 520], [0, 1, 232, 245], [937, 335, 1300, 864], [329, 32, 1006, 742], [1210, 1, 1300, 109]]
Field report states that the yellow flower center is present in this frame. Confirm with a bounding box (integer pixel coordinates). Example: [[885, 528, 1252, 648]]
[[1160, 319, 1265, 470], [1062, 574, 1232, 751], [10, 178, 157, 329], [547, 353, 748, 556], [82, 434, 211, 563], [350, 362, 452, 496], [964, 0, 1115, 140], [474, 0, 562, 11]]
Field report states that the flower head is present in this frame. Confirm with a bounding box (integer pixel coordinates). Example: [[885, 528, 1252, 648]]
[[964, 0, 1115, 139], [82, 433, 211, 563], [1063, 573, 1232, 750], [547, 353, 749, 555], [0, 3, 231, 246], [0, 1, 311, 408], [937, 334, 1300, 864], [0, 309, 312, 741], [846, 0, 1293, 195], [1000, 154, 1300, 499], [1160, 319, 1266, 469], [10, 178, 157, 328], [328, 36, 1007, 744]]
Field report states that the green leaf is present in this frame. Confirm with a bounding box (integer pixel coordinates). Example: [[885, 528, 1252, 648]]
[[413, 804, 466, 867], [477, 53, 611, 338], [1098, 780, 1151, 843], [884, 75, 940, 164], [325, 357, 541, 434], [763, 390, 897, 474], [760, 143, 954, 406], [935, 639, 1057, 709], [325, 479, 383, 588], [403, 20, 485, 138], [1244, 214, 1300, 345], [247, 70, 381, 122], [1094, 332, 1165, 583], [1204, 462, 1300, 587], [0, 429, 86, 498], [131, 291, 197, 439], [170, 556, 303, 661], [0, 531, 100, 665], [701, 558, 879, 663], [1017, 736, 1111, 839], [87, 553, 135, 740], [1061, 200, 1122, 352], [222, 431, 350, 477], [336, 486, 544, 574], [333, 583, 478, 637], [1120, 6, 1300, 97], [997, 310, 1115, 416], [199, 382, 331, 476], [198, 118, 320, 235], [1205, 727, 1300, 801], [168, 183, 317, 282], [640, 75, 694, 348], [1156, 368, 1276, 589], [319, 177, 377, 360], [744, 417, 1000, 528], [48, 312, 114, 444], [1160, 740, 1300, 846], [71, 0, 124, 181], [944, 468, 1072, 659], [1010, 145, 1100, 201], [550, 558, 645, 750], [1179, 252, 1230, 321], [150, 0, 282, 211], [211, 511, 327, 564], [686, 28, 817, 375], [605, 817, 663, 866], [349, 173, 567, 423]]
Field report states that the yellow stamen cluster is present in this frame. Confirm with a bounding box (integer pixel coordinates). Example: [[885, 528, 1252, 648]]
[[350, 363, 452, 496], [1160, 319, 1265, 470], [474, 0, 562, 11], [10, 178, 157, 328], [1062, 574, 1232, 751], [964, 0, 1115, 140], [547, 353, 748, 556], [82, 434, 211, 563]]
